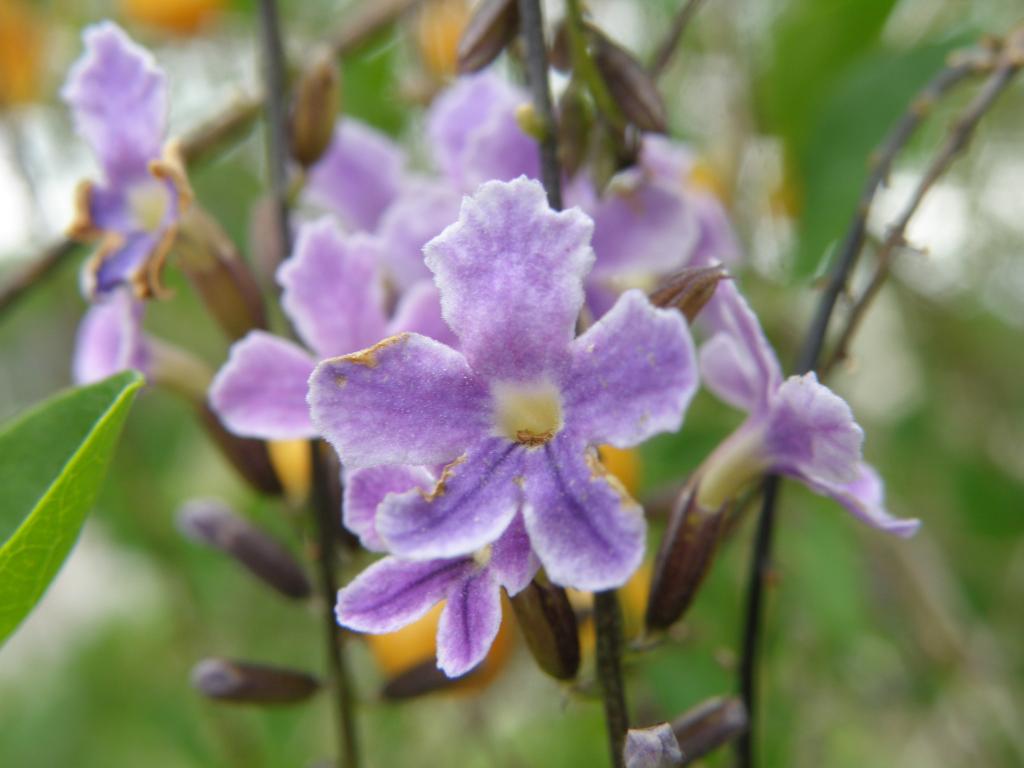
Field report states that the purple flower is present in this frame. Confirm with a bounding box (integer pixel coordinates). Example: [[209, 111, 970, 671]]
[[72, 289, 149, 385], [309, 178, 699, 591], [694, 277, 920, 536], [624, 722, 682, 768], [62, 22, 192, 299], [337, 465, 536, 677], [210, 218, 453, 440]]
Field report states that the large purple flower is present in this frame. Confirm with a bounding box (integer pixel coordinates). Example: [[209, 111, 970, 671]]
[[694, 276, 920, 536], [337, 465, 536, 677], [62, 22, 192, 299], [209, 217, 452, 440], [309, 178, 699, 591]]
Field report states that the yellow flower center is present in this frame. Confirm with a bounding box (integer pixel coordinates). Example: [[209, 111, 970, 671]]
[[128, 180, 170, 232], [491, 379, 564, 447]]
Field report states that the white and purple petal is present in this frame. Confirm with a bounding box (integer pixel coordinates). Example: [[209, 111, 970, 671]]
[[804, 462, 921, 538], [305, 119, 406, 232], [342, 465, 436, 552], [436, 568, 502, 677], [522, 436, 645, 591], [209, 331, 316, 439], [376, 437, 524, 560], [488, 513, 538, 595], [565, 289, 698, 448], [387, 280, 458, 347], [277, 218, 387, 358], [424, 177, 594, 380], [72, 289, 149, 384], [308, 333, 490, 468], [62, 22, 167, 183], [336, 556, 476, 634]]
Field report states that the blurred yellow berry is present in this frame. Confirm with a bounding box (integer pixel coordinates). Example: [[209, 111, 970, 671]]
[[119, 0, 225, 36], [266, 439, 311, 503], [416, 0, 470, 80], [0, 0, 45, 106], [598, 444, 641, 499], [688, 159, 731, 204]]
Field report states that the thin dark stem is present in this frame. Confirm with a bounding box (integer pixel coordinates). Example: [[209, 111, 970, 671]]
[[594, 590, 628, 768], [517, 0, 562, 209], [257, 0, 292, 257], [733, 40, 1005, 768], [649, 0, 707, 79], [311, 445, 359, 768], [0, 0, 422, 319]]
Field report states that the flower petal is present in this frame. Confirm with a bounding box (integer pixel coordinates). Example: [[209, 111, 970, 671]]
[[277, 218, 388, 358], [436, 568, 502, 677], [209, 331, 316, 439], [87, 230, 162, 298], [72, 289, 148, 384], [624, 723, 683, 768], [522, 436, 645, 591], [427, 72, 537, 189], [489, 513, 538, 595], [342, 465, 436, 552], [336, 556, 475, 634], [764, 373, 863, 486], [387, 280, 458, 347], [376, 437, 523, 560], [308, 333, 490, 468], [698, 279, 783, 414], [305, 119, 405, 231], [375, 178, 461, 290], [565, 289, 698, 448], [61, 22, 166, 182], [424, 177, 594, 380], [804, 462, 921, 537]]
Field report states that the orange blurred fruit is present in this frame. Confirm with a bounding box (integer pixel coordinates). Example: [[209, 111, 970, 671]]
[[120, 0, 225, 36], [0, 0, 45, 106], [415, 0, 470, 80]]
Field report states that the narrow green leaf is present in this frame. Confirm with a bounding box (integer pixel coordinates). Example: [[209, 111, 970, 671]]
[[0, 371, 143, 645]]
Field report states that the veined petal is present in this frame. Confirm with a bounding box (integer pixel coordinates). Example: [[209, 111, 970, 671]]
[[61, 22, 166, 182], [427, 72, 536, 189], [565, 290, 698, 448], [376, 437, 523, 560], [804, 462, 920, 538], [764, 373, 863, 485], [375, 178, 461, 290], [308, 333, 491, 468], [305, 119, 406, 231], [489, 513, 538, 595], [277, 218, 388, 358], [336, 556, 475, 634], [698, 279, 783, 414], [387, 280, 458, 347], [72, 289, 149, 384], [436, 568, 502, 678], [343, 465, 436, 552], [424, 178, 594, 380], [209, 331, 316, 439], [522, 436, 645, 591]]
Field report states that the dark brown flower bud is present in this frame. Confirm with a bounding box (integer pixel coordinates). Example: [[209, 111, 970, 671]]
[[175, 205, 267, 341], [649, 265, 729, 323], [289, 47, 340, 169], [197, 403, 284, 496], [510, 576, 580, 680], [191, 658, 320, 705], [380, 659, 461, 700], [645, 484, 729, 631], [457, 0, 518, 74], [672, 696, 748, 764], [591, 29, 668, 134], [178, 498, 310, 599]]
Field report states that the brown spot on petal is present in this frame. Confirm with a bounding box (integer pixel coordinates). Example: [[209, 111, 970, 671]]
[[342, 333, 410, 368], [419, 454, 467, 502]]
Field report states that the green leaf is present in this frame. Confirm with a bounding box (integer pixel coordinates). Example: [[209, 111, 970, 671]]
[[0, 371, 143, 645]]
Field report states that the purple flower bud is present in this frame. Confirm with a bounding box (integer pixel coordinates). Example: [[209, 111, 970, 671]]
[[671, 696, 747, 764], [191, 658, 319, 705], [624, 722, 682, 768]]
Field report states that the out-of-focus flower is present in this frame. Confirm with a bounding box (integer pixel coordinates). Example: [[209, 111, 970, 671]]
[[694, 278, 919, 536], [338, 465, 535, 677], [62, 22, 192, 299], [72, 288, 149, 385], [0, 0, 45, 107], [309, 178, 699, 592], [210, 218, 452, 441], [119, 0, 224, 36], [624, 722, 682, 768]]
